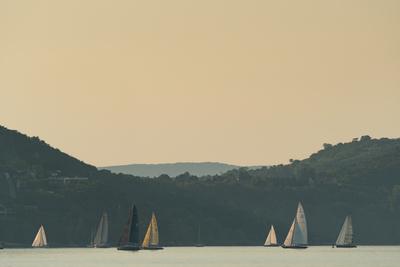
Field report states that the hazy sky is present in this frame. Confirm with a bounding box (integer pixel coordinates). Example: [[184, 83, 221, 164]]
[[1, 0, 399, 167]]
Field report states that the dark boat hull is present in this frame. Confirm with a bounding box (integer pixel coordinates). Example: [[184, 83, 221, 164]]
[[281, 245, 307, 249], [264, 244, 279, 247], [335, 244, 357, 248], [117, 244, 140, 251], [142, 247, 164, 250], [95, 244, 111, 248]]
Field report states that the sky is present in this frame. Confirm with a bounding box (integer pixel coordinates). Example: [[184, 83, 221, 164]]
[[1, 0, 399, 167]]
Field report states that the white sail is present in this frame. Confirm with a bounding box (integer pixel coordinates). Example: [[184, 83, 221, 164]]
[[32, 225, 48, 247], [283, 202, 308, 247], [283, 219, 296, 246], [264, 225, 277, 245], [336, 216, 353, 245], [142, 213, 160, 248], [296, 202, 308, 244], [94, 212, 109, 247]]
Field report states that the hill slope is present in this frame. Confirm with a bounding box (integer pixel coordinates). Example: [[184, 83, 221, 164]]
[[1, 125, 400, 246]]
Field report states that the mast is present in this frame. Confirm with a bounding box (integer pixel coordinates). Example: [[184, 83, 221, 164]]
[[197, 224, 201, 244]]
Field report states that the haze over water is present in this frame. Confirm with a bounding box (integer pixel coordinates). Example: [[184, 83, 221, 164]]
[[1, 247, 399, 267]]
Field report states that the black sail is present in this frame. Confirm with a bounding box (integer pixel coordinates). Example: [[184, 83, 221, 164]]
[[118, 204, 140, 250], [129, 205, 139, 245]]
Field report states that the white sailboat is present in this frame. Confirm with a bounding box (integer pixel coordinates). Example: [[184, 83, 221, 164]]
[[264, 225, 278, 247], [142, 212, 163, 250], [282, 202, 308, 249], [335, 215, 356, 248], [93, 212, 110, 248], [32, 225, 48, 248]]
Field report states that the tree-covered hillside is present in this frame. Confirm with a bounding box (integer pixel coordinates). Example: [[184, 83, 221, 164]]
[[1, 125, 400, 246]]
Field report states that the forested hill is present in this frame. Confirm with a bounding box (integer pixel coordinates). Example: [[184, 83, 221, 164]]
[[1, 125, 400, 246], [0, 126, 97, 177]]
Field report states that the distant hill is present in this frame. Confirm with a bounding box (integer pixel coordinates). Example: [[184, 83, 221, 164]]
[[101, 162, 242, 177], [2, 124, 400, 246]]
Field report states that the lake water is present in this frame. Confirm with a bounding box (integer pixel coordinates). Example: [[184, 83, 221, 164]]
[[1, 246, 399, 267]]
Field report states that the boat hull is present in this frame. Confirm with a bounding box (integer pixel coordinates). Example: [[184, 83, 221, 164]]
[[142, 247, 164, 250], [335, 244, 357, 248], [264, 244, 279, 247], [95, 244, 111, 248], [281, 245, 307, 249], [117, 244, 140, 251]]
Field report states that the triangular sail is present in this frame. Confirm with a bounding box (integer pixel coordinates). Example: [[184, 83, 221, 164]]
[[264, 225, 277, 245], [94, 212, 109, 246], [118, 205, 139, 246], [32, 225, 48, 247], [283, 219, 296, 246], [283, 202, 308, 247], [295, 202, 307, 244], [336, 216, 353, 245], [142, 213, 160, 248]]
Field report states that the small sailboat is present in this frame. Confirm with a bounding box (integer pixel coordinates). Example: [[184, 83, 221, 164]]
[[335, 215, 356, 248], [264, 225, 279, 247], [32, 225, 48, 248], [195, 224, 204, 247], [93, 212, 110, 248], [87, 227, 95, 248], [142, 212, 163, 250], [282, 202, 308, 249], [117, 205, 140, 251]]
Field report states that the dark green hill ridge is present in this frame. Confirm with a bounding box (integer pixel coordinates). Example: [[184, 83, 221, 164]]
[[1, 125, 400, 246]]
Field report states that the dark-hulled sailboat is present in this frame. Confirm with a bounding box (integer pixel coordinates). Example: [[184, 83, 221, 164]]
[[282, 202, 308, 249], [142, 212, 163, 250], [335, 215, 356, 248], [117, 205, 140, 251]]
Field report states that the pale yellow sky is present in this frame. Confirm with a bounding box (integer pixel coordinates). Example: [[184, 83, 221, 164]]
[[1, 0, 399, 167]]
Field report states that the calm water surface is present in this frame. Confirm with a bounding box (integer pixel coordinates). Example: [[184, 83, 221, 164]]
[[1, 246, 399, 267]]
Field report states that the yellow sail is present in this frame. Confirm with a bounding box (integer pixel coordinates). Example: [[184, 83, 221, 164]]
[[150, 213, 159, 246], [142, 212, 159, 248]]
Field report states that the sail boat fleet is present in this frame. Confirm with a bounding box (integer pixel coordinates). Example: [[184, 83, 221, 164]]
[[1, 201, 356, 249], [263, 202, 357, 249]]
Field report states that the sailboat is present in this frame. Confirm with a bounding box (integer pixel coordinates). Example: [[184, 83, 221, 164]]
[[87, 227, 95, 248], [117, 205, 140, 251], [93, 212, 110, 248], [142, 212, 163, 250], [282, 202, 308, 249], [32, 225, 48, 248], [335, 215, 356, 248], [195, 224, 204, 247], [264, 225, 279, 247]]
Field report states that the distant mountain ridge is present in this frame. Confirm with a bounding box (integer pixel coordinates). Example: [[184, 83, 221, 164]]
[[101, 162, 246, 177]]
